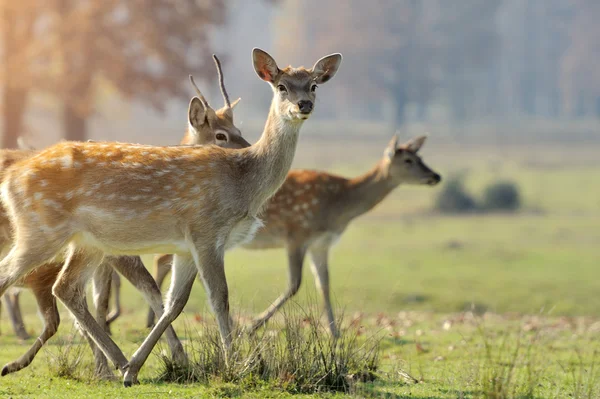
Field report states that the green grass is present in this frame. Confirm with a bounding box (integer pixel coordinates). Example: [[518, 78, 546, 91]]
[[1, 142, 599, 397]]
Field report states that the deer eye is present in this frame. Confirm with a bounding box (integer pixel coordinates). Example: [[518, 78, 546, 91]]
[[310, 84, 318, 92], [277, 84, 288, 93], [404, 158, 413, 165], [215, 133, 227, 141]]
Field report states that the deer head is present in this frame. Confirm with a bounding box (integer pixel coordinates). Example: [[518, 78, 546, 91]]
[[383, 135, 441, 186], [185, 55, 248, 148], [252, 48, 342, 121]]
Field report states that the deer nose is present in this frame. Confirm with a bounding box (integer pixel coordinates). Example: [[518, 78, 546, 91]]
[[430, 173, 442, 185], [297, 100, 313, 114]]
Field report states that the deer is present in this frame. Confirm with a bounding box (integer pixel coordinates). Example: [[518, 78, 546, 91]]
[[0, 55, 248, 344], [0, 55, 251, 379], [148, 135, 441, 336], [0, 48, 342, 386]]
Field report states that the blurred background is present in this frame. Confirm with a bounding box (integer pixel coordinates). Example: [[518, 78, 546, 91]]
[[1, 0, 599, 317]]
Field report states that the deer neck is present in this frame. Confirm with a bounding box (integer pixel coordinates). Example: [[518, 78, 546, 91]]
[[339, 161, 398, 222], [243, 102, 303, 214]]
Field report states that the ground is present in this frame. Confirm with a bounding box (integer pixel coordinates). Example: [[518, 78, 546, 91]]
[[0, 138, 598, 398]]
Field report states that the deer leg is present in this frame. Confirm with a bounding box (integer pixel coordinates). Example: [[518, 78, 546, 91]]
[[52, 246, 128, 374], [250, 245, 306, 333], [92, 261, 114, 335], [0, 235, 68, 298], [146, 254, 173, 328], [110, 256, 186, 365], [195, 249, 232, 353], [309, 244, 338, 337], [3, 290, 30, 340], [75, 294, 115, 380], [106, 271, 122, 328], [7, 290, 30, 340], [1, 282, 60, 376], [124, 254, 196, 387]]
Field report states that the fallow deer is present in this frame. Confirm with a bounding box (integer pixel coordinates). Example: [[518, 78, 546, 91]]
[[149, 135, 441, 337], [0, 56, 250, 378], [0, 55, 248, 342], [0, 48, 342, 386]]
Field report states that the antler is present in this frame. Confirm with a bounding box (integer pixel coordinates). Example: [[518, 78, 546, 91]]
[[189, 75, 210, 109], [212, 54, 231, 109]]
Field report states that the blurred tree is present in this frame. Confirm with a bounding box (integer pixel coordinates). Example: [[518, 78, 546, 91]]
[[274, 0, 499, 127], [49, 0, 228, 141], [561, 0, 600, 118], [435, 0, 500, 123], [0, 1, 38, 148]]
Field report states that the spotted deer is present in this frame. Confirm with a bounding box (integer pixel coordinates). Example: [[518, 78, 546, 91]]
[[0, 55, 249, 343], [0, 48, 342, 386], [0, 56, 251, 378], [148, 135, 441, 336]]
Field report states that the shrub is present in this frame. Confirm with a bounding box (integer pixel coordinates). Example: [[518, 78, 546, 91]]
[[156, 305, 381, 394], [482, 181, 521, 211], [434, 175, 477, 213]]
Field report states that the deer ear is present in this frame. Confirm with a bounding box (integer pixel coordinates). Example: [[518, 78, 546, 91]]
[[384, 134, 399, 162], [188, 97, 207, 130], [252, 48, 280, 83], [230, 97, 241, 109], [311, 53, 342, 84], [403, 135, 428, 153]]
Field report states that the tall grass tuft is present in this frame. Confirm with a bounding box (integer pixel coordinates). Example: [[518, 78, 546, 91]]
[[155, 303, 381, 394]]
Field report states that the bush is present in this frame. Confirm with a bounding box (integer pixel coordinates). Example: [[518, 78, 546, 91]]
[[482, 181, 521, 211], [434, 175, 477, 213], [156, 306, 380, 394]]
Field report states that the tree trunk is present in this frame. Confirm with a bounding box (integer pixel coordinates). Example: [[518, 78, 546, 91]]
[[393, 90, 408, 128], [1, 3, 29, 148], [1, 86, 28, 148], [63, 104, 87, 142]]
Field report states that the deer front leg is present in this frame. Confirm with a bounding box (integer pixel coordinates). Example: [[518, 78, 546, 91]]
[[146, 254, 173, 328], [110, 256, 186, 365], [123, 254, 196, 387], [250, 245, 306, 333], [1, 281, 60, 376], [309, 244, 337, 337], [3, 290, 30, 340], [52, 247, 129, 374], [196, 249, 232, 353]]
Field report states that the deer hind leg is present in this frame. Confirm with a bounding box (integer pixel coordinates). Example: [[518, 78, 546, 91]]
[[52, 245, 128, 374], [1, 280, 60, 376], [146, 254, 173, 328], [0, 234, 69, 297], [91, 261, 114, 335], [250, 245, 306, 333], [3, 289, 30, 340], [124, 254, 196, 387], [7, 289, 30, 340], [308, 244, 337, 337], [106, 271, 122, 328], [109, 256, 186, 365]]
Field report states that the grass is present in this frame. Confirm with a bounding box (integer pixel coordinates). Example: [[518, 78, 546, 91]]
[[0, 141, 599, 397]]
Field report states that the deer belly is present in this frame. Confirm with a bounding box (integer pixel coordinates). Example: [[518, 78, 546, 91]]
[[74, 231, 189, 255], [224, 216, 264, 250]]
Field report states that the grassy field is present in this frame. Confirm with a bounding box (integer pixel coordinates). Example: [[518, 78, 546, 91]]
[[0, 139, 599, 398]]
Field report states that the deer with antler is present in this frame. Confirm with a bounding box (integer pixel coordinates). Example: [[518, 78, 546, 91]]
[[0, 48, 342, 386], [0, 55, 250, 378], [148, 135, 441, 336]]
